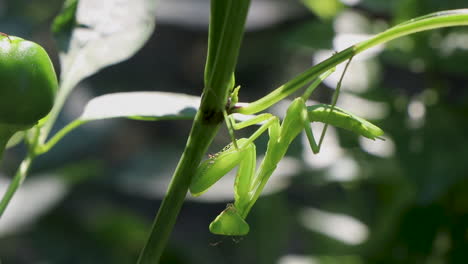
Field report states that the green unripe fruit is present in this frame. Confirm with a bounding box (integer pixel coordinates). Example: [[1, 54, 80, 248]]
[[0, 35, 58, 126], [0, 34, 58, 160]]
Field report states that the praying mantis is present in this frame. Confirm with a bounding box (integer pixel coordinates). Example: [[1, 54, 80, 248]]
[[190, 58, 384, 236]]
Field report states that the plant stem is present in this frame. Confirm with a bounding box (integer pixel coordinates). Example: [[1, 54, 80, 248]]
[[137, 1, 251, 262], [35, 119, 87, 155], [234, 48, 355, 115], [0, 153, 35, 217], [38, 77, 75, 145], [137, 111, 222, 263]]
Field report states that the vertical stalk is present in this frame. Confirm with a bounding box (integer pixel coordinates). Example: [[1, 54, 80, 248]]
[[137, 111, 221, 263], [137, 1, 251, 263]]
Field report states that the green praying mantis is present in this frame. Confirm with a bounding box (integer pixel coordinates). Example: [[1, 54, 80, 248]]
[[190, 57, 384, 236]]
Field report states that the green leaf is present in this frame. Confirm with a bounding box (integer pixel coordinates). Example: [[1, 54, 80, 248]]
[[5, 131, 25, 149], [79, 91, 258, 123], [53, 0, 157, 93], [39, 92, 200, 154], [39, 92, 260, 155], [51, 0, 79, 39], [80, 92, 200, 122]]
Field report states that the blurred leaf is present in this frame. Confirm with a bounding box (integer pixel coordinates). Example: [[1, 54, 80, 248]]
[[5, 131, 24, 149], [57, 159, 104, 185], [285, 21, 334, 49], [43, 92, 259, 153], [360, 0, 395, 13], [51, 0, 78, 37], [52, 0, 157, 92], [0, 174, 68, 237], [79, 91, 257, 123], [301, 0, 343, 20], [80, 92, 200, 122], [299, 207, 369, 246], [91, 208, 148, 255]]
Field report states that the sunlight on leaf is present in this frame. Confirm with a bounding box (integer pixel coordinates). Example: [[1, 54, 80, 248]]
[[301, 0, 343, 20], [338, 93, 389, 120], [325, 156, 360, 182], [81, 92, 200, 121], [438, 30, 468, 56], [53, 0, 157, 92], [299, 207, 369, 245], [278, 255, 318, 264], [302, 125, 344, 169], [407, 98, 426, 129], [79, 91, 257, 123], [359, 135, 395, 158], [334, 9, 372, 34], [279, 254, 363, 264], [5, 132, 24, 149], [313, 50, 379, 93], [0, 174, 68, 237], [156, 0, 303, 30]]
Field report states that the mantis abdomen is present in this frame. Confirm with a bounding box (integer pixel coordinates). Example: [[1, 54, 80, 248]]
[[307, 104, 384, 140]]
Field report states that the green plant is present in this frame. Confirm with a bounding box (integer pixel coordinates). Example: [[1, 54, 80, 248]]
[[1, 1, 468, 264]]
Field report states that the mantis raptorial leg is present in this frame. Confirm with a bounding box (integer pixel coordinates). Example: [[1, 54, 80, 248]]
[[190, 57, 383, 236]]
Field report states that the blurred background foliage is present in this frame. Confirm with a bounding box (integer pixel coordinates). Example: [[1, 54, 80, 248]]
[[1, 0, 468, 263]]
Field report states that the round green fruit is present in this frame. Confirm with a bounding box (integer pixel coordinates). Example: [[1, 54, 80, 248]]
[[0, 34, 58, 127]]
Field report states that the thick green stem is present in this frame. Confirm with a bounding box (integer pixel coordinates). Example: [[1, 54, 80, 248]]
[[137, 0, 251, 262], [137, 111, 221, 263]]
